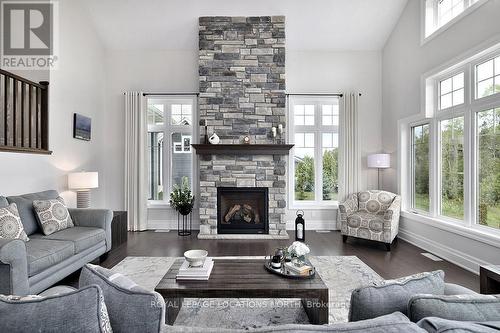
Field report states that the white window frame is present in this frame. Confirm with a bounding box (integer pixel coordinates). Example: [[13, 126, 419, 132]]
[[288, 95, 340, 209], [421, 0, 489, 45], [147, 95, 198, 207], [401, 43, 500, 240]]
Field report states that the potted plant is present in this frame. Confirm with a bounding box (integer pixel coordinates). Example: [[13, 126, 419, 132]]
[[288, 241, 310, 266], [169, 176, 195, 216]]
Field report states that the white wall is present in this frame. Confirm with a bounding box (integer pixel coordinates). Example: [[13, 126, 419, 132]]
[[382, 0, 500, 272], [104, 49, 383, 230], [0, 1, 107, 208]]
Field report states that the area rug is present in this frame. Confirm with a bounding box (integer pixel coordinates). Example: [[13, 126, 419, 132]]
[[111, 256, 383, 329]]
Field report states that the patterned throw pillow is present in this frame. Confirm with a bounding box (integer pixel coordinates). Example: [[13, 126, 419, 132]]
[[33, 197, 74, 236], [0, 203, 29, 241]]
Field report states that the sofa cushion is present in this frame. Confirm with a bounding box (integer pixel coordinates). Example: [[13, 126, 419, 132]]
[[33, 197, 74, 235], [0, 196, 8, 208], [0, 203, 29, 241], [409, 294, 500, 323], [417, 317, 500, 333], [25, 238, 75, 276], [36, 227, 105, 253], [349, 270, 445, 321], [6, 190, 59, 236], [0, 285, 112, 333], [79, 264, 165, 333]]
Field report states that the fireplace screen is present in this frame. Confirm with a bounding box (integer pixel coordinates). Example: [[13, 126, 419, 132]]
[[217, 187, 268, 234]]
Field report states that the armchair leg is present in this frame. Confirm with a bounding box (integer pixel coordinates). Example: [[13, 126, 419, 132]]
[[385, 243, 391, 251], [342, 235, 348, 243]]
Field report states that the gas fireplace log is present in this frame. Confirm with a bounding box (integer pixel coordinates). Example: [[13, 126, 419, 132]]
[[224, 204, 241, 222]]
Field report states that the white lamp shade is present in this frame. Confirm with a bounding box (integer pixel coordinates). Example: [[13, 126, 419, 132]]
[[367, 154, 390, 169], [68, 172, 99, 190]]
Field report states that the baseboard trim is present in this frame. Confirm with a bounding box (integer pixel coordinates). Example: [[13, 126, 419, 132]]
[[398, 228, 489, 275], [147, 219, 200, 231], [286, 220, 339, 231]]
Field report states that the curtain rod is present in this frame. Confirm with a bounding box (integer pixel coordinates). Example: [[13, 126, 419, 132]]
[[286, 93, 362, 97], [143, 92, 199, 96]]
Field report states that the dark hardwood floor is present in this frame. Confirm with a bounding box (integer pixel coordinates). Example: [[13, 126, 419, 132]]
[[100, 230, 479, 292]]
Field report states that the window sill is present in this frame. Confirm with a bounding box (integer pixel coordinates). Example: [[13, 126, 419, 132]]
[[147, 202, 171, 210], [421, 0, 488, 46], [401, 210, 500, 248], [289, 202, 338, 210]]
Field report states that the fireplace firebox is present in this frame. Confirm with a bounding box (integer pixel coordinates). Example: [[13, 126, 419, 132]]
[[217, 187, 269, 234]]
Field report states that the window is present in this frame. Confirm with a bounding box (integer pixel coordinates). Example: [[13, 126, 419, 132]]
[[440, 116, 464, 220], [405, 46, 500, 235], [476, 55, 500, 99], [476, 108, 500, 229], [289, 96, 339, 207], [439, 72, 464, 109], [411, 124, 430, 212], [147, 96, 196, 204], [424, 0, 481, 39]]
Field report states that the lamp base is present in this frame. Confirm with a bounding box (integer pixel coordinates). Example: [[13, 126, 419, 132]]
[[76, 190, 91, 209]]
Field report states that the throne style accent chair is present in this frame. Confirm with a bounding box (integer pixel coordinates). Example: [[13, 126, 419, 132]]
[[339, 190, 401, 251]]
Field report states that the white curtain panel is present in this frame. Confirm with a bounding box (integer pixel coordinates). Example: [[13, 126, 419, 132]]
[[339, 92, 360, 204], [124, 92, 148, 231]]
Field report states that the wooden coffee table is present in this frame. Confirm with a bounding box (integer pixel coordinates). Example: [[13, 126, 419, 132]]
[[155, 258, 329, 325]]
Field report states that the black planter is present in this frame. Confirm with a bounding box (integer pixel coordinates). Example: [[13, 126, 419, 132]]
[[177, 209, 192, 236]]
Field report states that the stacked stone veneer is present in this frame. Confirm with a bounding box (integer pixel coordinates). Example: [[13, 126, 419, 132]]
[[198, 16, 287, 238]]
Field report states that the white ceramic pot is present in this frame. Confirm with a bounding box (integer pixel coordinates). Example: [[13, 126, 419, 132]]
[[184, 249, 208, 267], [209, 133, 220, 144]]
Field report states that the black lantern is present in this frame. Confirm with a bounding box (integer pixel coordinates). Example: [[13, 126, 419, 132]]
[[295, 210, 305, 241]]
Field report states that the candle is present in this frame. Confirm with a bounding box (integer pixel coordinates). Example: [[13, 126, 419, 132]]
[[272, 127, 277, 138], [278, 124, 283, 135]]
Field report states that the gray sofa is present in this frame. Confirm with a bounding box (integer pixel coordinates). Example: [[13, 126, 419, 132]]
[[0, 190, 112, 295]]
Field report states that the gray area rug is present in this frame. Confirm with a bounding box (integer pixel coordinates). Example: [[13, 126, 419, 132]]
[[111, 256, 383, 329]]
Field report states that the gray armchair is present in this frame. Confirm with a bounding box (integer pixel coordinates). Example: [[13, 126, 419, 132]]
[[339, 190, 401, 251]]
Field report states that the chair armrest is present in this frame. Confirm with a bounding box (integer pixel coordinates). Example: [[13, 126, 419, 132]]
[[69, 209, 113, 252], [444, 283, 478, 295], [0, 239, 29, 295], [339, 193, 358, 216], [384, 195, 401, 224]]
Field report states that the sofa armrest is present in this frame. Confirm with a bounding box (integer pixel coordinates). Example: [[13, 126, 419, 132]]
[[444, 283, 478, 295], [69, 208, 113, 252], [0, 239, 29, 295]]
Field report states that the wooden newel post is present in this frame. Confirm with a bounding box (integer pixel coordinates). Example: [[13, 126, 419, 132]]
[[39, 81, 49, 151]]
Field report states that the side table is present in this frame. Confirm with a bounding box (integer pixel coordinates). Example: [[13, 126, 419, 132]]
[[480, 265, 500, 294], [111, 211, 128, 250]]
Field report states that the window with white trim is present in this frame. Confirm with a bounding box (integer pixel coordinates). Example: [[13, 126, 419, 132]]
[[424, 0, 481, 39], [147, 96, 196, 203], [289, 96, 340, 207], [405, 46, 500, 231]]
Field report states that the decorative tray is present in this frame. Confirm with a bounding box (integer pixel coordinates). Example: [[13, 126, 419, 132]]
[[264, 259, 316, 279]]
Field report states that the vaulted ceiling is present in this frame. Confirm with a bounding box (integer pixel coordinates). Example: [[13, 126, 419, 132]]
[[82, 0, 408, 51]]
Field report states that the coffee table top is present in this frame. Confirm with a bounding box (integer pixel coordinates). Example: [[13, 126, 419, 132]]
[[155, 258, 328, 299]]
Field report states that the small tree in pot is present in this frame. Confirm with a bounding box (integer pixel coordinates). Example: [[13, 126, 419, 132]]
[[169, 177, 195, 215]]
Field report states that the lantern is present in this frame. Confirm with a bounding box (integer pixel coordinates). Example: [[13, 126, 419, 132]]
[[295, 210, 305, 241]]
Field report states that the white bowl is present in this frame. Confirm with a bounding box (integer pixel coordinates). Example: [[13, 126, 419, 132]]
[[184, 250, 208, 267]]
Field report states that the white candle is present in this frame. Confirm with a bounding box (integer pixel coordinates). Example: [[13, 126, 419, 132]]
[[272, 127, 277, 138], [278, 124, 283, 135]]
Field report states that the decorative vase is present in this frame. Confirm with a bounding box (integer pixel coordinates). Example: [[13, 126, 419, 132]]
[[209, 132, 220, 145]]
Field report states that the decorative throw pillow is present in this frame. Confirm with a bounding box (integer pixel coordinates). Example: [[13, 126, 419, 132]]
[[33, 197, 74, 236], [0, 203, 29, 241]]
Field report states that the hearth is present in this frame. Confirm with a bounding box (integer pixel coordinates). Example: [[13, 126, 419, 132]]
[[217, 187, 269, 234]]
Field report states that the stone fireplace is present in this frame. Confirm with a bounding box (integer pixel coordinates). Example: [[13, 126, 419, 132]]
[[197, 16, 287, 239]]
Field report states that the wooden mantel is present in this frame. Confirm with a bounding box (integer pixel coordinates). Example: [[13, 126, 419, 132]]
[[191, 144, 294, 155]]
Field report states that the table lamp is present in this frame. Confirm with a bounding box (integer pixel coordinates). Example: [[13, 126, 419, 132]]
[[367, 154, 390, 189], [68, 172, 99, 208]]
